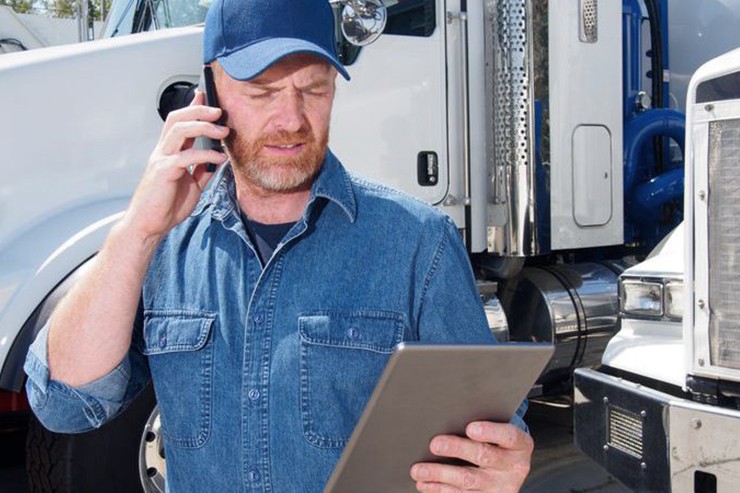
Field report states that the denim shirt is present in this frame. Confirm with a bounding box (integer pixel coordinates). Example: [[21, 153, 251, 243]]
[[25, 151, 526, 492]]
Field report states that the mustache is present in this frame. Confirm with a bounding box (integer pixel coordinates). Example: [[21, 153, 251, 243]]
[[225, 128, 315, 150], [260, 129, 314, 146]]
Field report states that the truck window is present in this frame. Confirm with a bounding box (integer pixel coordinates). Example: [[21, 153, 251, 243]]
[[385, 0, 436, 37], [104, 0, 209, 38], [337, 0, 436, 66]]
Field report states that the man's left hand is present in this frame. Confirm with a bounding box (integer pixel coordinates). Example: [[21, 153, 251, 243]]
[[409, 421, 533, 492]]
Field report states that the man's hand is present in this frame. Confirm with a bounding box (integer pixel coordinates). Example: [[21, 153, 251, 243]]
[[122, 90, 229, 243], [410, 421, 533, 493]]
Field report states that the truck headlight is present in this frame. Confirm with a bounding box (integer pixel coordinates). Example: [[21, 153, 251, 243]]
[[619, 277, 683, 321], [664, 281, 684, 320], [620, 280, 663, 317]]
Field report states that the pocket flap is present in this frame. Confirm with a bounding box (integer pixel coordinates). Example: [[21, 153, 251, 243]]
[[142, 310, 216, 355], [298, 311, 405, 353]]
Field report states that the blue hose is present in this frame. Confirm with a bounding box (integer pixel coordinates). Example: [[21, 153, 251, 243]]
[[630, 168, 683, 223], [624, 108, 685, 195]]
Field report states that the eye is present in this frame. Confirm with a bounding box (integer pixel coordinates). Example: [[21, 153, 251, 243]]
[[246, 91, 272, 100], [303, 85, 332, 97]]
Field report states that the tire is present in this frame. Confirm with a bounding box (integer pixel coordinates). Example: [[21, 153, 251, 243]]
[[26, 384, 156, 493]]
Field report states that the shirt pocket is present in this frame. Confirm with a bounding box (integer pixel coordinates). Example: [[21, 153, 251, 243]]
[[142, 309, 217, 449], [298, 310, 406, 449]]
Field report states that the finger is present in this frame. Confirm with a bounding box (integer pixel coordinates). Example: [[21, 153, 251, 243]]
[[416, 481, 462, 493], [149, 150, 226, 185], [192, 160, 225, 189], [410, 463, 481, 491], [159, 121, 229, 155], [427, 435, 498, 469], [191, 89, 205, 106], [160, 103, 223, 137], [466, 422, 533, 452]]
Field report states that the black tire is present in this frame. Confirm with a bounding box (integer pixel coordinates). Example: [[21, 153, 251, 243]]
[[26, 384, 156, 493]]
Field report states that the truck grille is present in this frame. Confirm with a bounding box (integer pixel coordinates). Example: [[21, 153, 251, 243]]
[[607, 406, 643, 458], [708, 119, 740, 370]]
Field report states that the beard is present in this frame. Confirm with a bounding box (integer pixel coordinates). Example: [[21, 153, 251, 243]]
[[225, 125, 328, 193]]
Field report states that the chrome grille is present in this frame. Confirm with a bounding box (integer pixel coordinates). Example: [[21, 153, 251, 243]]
[[708, 118, 740, 369], [579, 0, 598, 43], [607, 406, 643, 458]]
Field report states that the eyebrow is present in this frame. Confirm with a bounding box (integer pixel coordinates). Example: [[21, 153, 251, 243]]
[[247, 78, 333, 92]]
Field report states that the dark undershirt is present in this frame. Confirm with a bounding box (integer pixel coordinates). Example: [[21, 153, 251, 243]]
[[242, 214, 295, 265]]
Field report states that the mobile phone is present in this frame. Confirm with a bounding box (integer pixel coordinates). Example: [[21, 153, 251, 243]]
[[202, 65, 222, 172]]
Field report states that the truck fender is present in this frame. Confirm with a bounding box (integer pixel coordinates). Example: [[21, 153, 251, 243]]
[[0, 260, 89, 391], [0, 199, 128, 391]]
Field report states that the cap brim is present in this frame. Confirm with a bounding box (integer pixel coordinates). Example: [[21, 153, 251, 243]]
[[217, 38, 350, 81]]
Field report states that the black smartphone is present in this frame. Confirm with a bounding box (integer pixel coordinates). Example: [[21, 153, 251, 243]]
[[202, 65, 222, 172]]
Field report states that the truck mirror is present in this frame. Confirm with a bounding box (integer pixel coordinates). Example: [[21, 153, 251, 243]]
[[330, 0, 387, 46]]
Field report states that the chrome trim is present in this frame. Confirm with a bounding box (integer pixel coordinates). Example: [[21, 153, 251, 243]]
[[485, 0, 548, 256], [500, 262, 622, 380], [575, 369, 740, 491], [448, 11, 473, 208]]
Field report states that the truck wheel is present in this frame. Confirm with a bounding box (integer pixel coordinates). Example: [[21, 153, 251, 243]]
[[26, 384, 157, 493], [139, 405, 166, 493]]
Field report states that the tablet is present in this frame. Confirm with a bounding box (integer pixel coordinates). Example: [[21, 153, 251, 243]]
[[324, 342, 554, 493]]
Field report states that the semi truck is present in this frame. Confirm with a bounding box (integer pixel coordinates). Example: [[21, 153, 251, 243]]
[[0, 0, 737, 490], [574, 38, 740, 493]]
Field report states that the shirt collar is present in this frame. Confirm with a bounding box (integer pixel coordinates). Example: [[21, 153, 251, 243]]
[[191, 149, 357, 224]]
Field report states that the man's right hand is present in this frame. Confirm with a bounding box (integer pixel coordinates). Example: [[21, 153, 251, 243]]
[[122, 90, 229, 243]]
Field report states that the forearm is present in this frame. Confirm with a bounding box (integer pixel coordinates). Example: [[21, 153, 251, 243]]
[[47, 95, 225, 387], [47, 218, 160, 387]]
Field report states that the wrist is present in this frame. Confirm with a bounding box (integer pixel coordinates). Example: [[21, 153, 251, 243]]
[[110, 216, 164, 259]]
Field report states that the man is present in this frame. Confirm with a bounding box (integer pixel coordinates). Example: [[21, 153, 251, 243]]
[[24, 0, 534, 491]]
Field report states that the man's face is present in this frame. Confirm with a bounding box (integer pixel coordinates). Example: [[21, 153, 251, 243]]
[[213, 54, 337, 193]]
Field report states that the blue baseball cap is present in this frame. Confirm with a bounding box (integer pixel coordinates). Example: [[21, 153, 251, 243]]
[[203, 0, 350, 81]]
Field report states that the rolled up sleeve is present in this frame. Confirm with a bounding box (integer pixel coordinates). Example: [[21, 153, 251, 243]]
[[24, 322, 149, 434]]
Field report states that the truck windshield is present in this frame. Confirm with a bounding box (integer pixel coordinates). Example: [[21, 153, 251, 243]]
[[102, 0, 433, 41], [103, 0, 210, 38]]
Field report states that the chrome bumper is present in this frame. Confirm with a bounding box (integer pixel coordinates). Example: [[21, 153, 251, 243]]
[[574, 368, 740, 493]]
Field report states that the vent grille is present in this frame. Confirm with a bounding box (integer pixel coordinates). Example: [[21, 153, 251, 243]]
[[579, 0, 598, 43], [708, 118, 740, 369], [608, 406, 643, 458]]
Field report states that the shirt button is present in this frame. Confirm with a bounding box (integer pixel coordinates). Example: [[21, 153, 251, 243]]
[[158, 333, 167, 348], [248, 389, 260, 401], [248, 468, 261, 482], [253, 312, 264, 324], [347, 327, 359, 340]]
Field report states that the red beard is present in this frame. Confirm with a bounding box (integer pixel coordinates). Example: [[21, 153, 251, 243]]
[[226, 127, 328, 192]]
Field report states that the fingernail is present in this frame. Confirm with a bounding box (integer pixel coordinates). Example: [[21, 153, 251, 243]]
[[432, 439, 447, 454], [415, 466, 429, 479], [469, 424, 482, 437]]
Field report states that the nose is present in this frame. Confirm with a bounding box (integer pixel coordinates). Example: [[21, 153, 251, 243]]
[[271, 89, 306, 133]]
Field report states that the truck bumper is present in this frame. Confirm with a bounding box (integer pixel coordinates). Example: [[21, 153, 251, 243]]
[[574, 368, 740, 493]]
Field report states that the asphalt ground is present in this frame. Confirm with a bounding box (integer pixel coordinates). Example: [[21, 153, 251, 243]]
[[0, 402, 629, 493]]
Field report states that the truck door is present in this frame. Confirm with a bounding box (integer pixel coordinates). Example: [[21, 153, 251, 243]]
[[331, 0, 450, 206]]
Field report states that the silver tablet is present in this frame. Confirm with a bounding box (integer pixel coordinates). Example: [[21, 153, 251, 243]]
[[324, 342, 554, 493]]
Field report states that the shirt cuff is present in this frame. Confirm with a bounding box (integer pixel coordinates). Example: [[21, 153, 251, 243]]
[[24, 321, 132, 430], [510, 399, 530, 434]]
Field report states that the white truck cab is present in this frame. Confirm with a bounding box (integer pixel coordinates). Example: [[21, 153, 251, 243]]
[[575, 47, 740, 493]]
